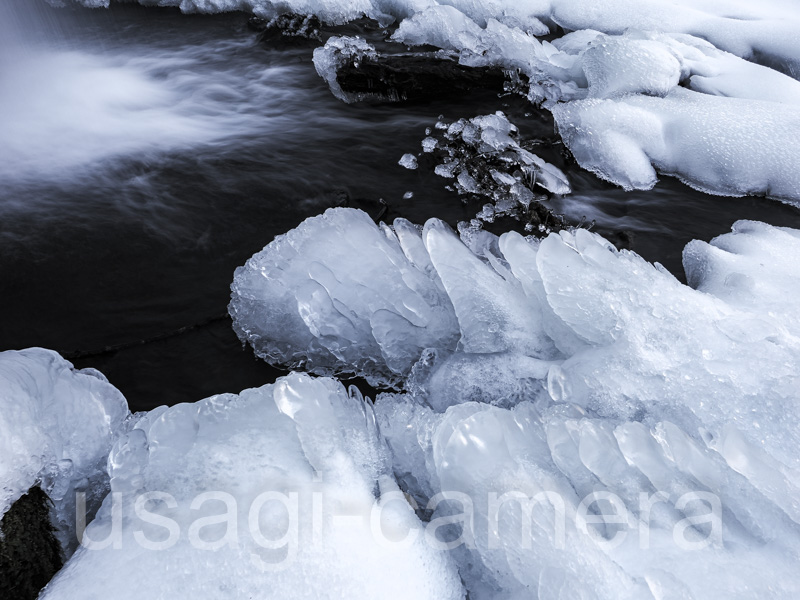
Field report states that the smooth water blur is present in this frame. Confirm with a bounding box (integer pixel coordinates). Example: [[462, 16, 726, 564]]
[[2, 1, 799, 409]]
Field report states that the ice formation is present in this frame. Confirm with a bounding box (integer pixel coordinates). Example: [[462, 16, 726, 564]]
[[229, 208, 461, 387], [232, 208, 800, 598], [41, 373, 464, 600], [407, 111, 570, 225], [423, 112, 571, 199], [312, 36, 380, 103], [0, 348, 129, 554]]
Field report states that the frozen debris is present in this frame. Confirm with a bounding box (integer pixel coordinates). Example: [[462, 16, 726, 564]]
[[0, 349, 129, 556], [417, 111, 570, 226], [398, 153, 417, 169], [41, 373, 464, 600], [250, 12, 322, 44]]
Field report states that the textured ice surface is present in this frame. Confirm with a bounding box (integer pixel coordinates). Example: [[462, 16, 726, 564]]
[[377, 396, 800, 599], [551, 87, 800, 201], [235, 208, 800, 597], [229, 208, 460, 387], [42, 373, 464, 600], [0, 348, 129, 554]]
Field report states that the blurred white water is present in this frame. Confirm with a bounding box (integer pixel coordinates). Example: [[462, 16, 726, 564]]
[[0, 0, 300, 183]]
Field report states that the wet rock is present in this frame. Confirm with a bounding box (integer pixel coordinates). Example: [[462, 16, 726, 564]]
[[0, 487, 63, 600], [334, 50, 507, 102]]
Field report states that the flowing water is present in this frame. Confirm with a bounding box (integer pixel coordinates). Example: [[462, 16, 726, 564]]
[[3, 0, 800, 409]]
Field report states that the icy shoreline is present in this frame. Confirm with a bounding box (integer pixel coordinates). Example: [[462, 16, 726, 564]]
[[5, 210, 800, 598]]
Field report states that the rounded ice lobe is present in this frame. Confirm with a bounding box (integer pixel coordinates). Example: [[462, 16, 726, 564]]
[[42, 373, 464, 600], [229, 208, 462, 387]]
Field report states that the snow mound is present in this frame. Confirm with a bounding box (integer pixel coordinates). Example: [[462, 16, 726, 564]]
[[551, 86, 800, 200], [0, 348, 129, 554], [42, 373, 464, 600]]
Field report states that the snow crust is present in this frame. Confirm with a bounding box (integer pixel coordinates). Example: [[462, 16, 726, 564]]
[[41, 372, 464, 600], [232, 208, 800, 598], [0, 348, 129, 554]]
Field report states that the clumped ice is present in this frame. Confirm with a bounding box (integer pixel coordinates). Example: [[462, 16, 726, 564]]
[[415, 112, 570, 221], [42, 373, 464, 600], [233, 208, 800, 598], [0, 348, 129, 554], [398, 152, 418, 169]]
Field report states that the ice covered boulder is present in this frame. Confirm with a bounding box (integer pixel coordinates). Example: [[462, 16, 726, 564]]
[[0, 348, 129, 554], [312, 36, 379, 103], [41, 373, 464, 600]]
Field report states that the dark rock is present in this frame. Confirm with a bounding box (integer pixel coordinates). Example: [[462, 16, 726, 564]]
[[0, 487, 64, 600], [335, 51, 507, 103]]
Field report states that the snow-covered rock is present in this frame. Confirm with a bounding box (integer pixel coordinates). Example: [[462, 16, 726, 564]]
[[0, 348, 129, 555], [551, 86, 800, 201], [41, 373, 464, 600]]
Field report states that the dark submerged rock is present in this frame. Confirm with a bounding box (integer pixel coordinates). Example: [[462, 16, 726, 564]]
[[335, 51, 507, 103], [0, 487, 64, 600]]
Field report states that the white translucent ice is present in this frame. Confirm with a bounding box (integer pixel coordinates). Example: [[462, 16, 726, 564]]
[[234, 208, 800, 597], [376, 396, 800, 599], [0, 348, 129, 554], [229, 208, 460, 387], [42, 372, 464, 600]]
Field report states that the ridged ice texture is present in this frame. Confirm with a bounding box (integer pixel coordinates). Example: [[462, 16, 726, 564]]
[[237, 208, 800, 597], [229, 207, 460, 387], [42, 373, 464, 600], [0, 348, 129, 554], [376, 396, 800, 599]]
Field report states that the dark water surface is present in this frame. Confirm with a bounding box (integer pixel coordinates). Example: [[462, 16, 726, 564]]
[[2, 1, 800, 410]]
